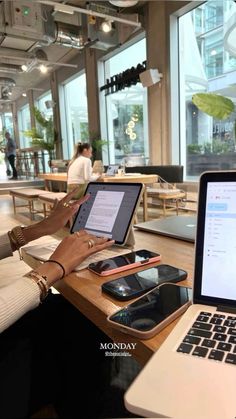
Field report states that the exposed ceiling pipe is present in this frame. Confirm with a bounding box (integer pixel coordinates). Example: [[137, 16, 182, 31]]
[[37, 0, 141, 28]]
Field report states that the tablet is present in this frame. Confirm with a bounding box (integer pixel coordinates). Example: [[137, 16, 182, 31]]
[[71, 182, 143, 245]]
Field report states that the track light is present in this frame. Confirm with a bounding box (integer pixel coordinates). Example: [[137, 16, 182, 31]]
[[21, 64, 28, 72], [39, 64, 48, 74], [22, 92, 27, 97], [101, 20, 112, 33]]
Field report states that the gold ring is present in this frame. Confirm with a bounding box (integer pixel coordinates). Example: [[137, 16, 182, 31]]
[[88, 239, 95, 249], [63, 202, 70, 208]]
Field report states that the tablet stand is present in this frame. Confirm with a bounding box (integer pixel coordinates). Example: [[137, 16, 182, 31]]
[[124, 227, 135, 249]]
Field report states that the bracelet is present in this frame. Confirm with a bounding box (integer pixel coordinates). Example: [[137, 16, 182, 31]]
[[11, 226, 27, 248], [45, 260, 65, 279], [24, 271, 49, 302]]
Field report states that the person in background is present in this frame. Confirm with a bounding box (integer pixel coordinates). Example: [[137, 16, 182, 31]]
[[0, 188, 114, 418], [5, 131, 18, 180], [67, 142, 101, 199]]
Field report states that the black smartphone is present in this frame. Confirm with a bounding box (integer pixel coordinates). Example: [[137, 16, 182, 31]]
[[107, 283, 192, 339], [88, 249, 161, 276], [102, 264, 187, 300]]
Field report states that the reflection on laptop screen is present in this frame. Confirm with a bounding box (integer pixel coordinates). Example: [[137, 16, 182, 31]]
[[201, 181, 236, 300], [71, 182, 142, 244]]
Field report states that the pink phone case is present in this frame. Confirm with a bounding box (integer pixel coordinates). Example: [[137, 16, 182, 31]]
[[88, 254, 162, 276]]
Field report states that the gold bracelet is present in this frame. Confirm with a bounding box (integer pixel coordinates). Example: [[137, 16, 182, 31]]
[[24, 271, 49, 302], [11, 226, 27, 248]]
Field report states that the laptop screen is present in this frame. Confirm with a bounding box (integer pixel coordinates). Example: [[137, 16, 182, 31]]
[[106, 164, 120, 176], [71, 182, 143, 245], [194, 171, 236, 306]]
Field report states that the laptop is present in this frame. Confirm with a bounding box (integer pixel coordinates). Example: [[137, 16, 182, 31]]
[[104, 164, 120, 176], [134, 214, 197, 242], [25, 182, 143, 271], [125, 171, 236, 419]]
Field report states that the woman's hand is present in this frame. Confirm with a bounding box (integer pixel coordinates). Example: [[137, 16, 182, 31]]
[[41, 188, 90, 235], [22, 188, 90, 245], [36, 231, 115, 285]]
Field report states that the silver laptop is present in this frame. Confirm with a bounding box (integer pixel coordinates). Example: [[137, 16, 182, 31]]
[[104, 164, 120, 176], [125, 171, 236, 419], [135, 215, 196, 242], [25, 182, 143, 270]]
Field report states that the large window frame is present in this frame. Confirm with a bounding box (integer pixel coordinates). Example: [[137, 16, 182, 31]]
[[60, 71, 88, 160], [18, 104, 31, 148], [99, 34, 149, 166]]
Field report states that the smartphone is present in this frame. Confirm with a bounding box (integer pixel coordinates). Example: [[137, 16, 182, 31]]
[[88, 249, 161, 276], [102, 264, 187, 300], [107, 283, 192, 339]]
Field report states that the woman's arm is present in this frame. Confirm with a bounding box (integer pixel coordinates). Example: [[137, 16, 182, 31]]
[[6, 190, 89, 254], [83, 159, 100, 182], [0, 232, 114, 333]]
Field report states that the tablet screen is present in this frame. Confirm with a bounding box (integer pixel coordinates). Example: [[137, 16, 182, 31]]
[[71, 182, 143, 244]]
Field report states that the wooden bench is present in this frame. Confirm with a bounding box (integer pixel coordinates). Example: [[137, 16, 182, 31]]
[[38, 192, 67, 217], [9, 188, 50, 220], [147, 187, 186, 216]]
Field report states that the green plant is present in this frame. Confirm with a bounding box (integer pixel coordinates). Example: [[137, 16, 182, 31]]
[[187, 144, 203, 154], [89, 132, 109, 160], [192, 93, 234, 120], [203, 142, 212, 154], [24, 107, 55, 155]]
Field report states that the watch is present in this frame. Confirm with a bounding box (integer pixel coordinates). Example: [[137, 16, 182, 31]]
[[11, 225, 27, 248]]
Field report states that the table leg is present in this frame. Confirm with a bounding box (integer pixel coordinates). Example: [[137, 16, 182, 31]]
[[12, 195, 16, 215], [44, 180, 50, 191]]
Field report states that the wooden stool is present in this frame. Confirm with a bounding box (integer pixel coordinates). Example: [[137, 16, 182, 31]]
[[9, 188, 50, 220], [38, 192, 67, 217]]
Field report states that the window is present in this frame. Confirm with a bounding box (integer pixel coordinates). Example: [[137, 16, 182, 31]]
[[61, 72, 88, 159], [18, 104, 31, 148], [178, 0, 236, 180], [35, 91, 53, 119], [1, 112, 13, 135], [101, 38, 148, 165]]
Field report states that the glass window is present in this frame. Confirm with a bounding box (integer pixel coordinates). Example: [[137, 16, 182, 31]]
[[1, 112, 13, 135], [35, 91, 53, 119], [178, 0, 236, 180], [18, 104, 31, 148], [61, 72, 88, 159], [101, 38, 148, 165]]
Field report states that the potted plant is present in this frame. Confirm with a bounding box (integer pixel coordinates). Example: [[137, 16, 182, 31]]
[[24, 107, 55, 160], [89, 132, 109, 174]]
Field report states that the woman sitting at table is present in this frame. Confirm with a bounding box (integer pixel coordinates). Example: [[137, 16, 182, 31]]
[[0, 188, 114, 419], [67, 142, 101, 199]]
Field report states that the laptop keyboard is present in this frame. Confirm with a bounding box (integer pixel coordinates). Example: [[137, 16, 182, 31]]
[[177, 311, 236, 365]]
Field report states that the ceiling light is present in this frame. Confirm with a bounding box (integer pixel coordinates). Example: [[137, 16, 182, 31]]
[[21, 64, 28, 72], [8, 92, 12, 96], [39, 64, 48, 74], [210, 49, 217, 56], [22, 92, 27, 97], [54, 3, 74, 14], [101, 20, 112, 33]]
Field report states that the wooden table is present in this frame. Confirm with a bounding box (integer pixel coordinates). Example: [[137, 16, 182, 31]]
[[22, 229, 194, 366], [39, 173, 158, 221]]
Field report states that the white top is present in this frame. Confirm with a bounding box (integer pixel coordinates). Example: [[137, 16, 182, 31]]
[[67, 155, 99, 185], [0, 233, 40, 333]]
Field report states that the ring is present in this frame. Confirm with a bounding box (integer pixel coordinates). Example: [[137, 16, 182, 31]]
[[63, 202, 70, 208], [88, 239, 95, 249]]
